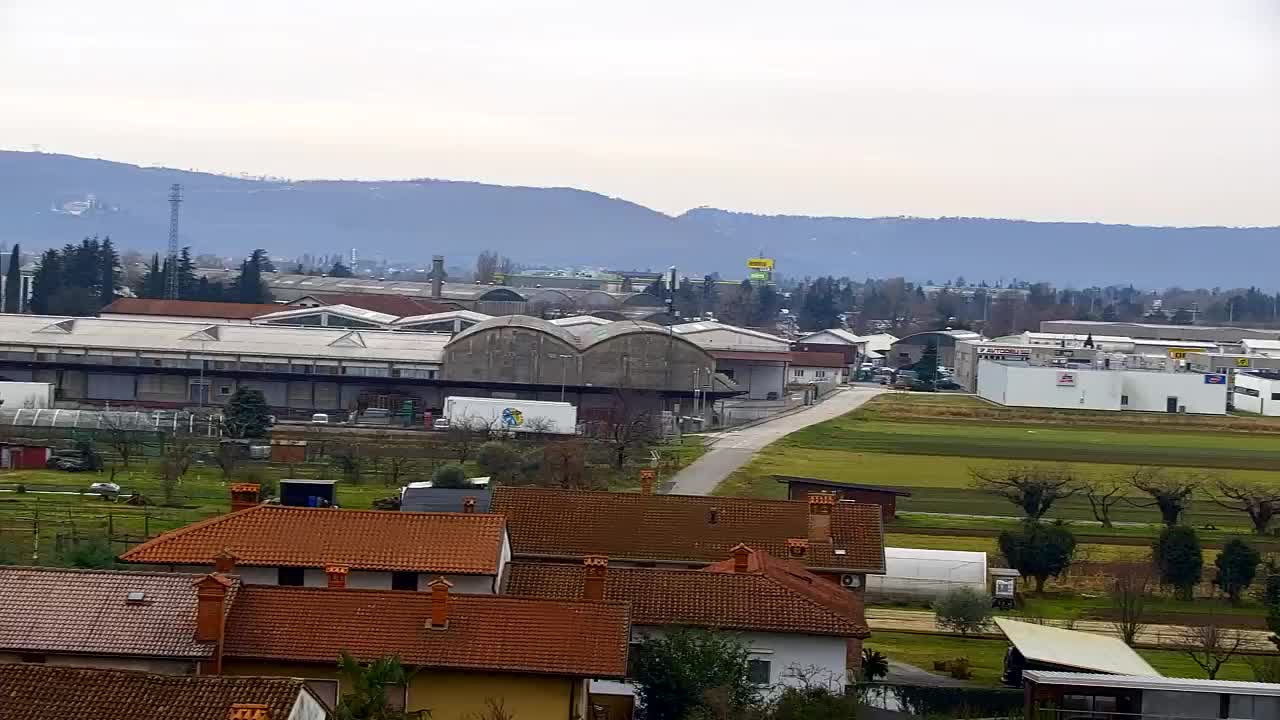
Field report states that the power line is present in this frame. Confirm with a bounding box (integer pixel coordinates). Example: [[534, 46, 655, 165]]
[[165, 184, 182, 299]]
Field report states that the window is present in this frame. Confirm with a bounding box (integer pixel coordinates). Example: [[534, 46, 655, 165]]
[[747, 659, 771, 685], [815, 370, 827, 379], [304, 679, 338, 709], [793, 369, 805, 377], [391, 571, 418, 591], [1272, 393, 1280, 401], [626, 643, 643, 680], [218, 385, 233, 396], [1120, 394, 1129, 406], [278, 567, 305, 586]]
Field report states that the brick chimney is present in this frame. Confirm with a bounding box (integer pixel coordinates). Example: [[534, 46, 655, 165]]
[[193, 573, 233, 673], [583, 555, 608, 601], [213, 549, 238, 575], [431, 255, 444, 299], [228, 704, 270, 720], [729, 543, 753, 573], [786, 537, 810, 559], [325, 564, 349, 589], [427, 577, 453, 630], [462, 496, 476, 513], [639, 470, 654, 495], [229, 483, 261, 513], [807, 492, 835, 543]]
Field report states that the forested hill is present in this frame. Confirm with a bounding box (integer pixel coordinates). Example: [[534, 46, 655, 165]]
[[2, 151, 1276, 288]]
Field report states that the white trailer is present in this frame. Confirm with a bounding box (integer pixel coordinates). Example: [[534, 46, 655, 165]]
[[0, 382, 54, 410], [442, 397, 578, 435]]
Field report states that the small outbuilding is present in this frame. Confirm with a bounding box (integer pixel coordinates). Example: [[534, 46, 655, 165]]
[[995, 617, 1159, 687], [0, 442, 52, 470], [775, 476, 911, 520]]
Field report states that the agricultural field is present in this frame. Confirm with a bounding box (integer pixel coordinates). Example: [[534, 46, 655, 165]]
[[717, 393, 1280, 531]]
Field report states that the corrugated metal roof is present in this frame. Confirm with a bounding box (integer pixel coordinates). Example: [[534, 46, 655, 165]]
[[1022, 670, 1280, 696], [995, 618, 1160, 676], [393, 310, 493, 326], [254, 304, 399, 326]]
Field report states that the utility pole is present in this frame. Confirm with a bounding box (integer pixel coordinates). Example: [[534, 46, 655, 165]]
[[165, 184, 182, 299]]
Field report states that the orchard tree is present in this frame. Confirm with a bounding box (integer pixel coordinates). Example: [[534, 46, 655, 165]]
[[1209, 481, 1280, 535], [1214, 539, 1261, 604], [1084, 478, 1126, 528], [1153, 525, 1203, 600], [972, 466, 1078, 521], [933, 586, 993, 636], [1126, 467, 1199, 526]]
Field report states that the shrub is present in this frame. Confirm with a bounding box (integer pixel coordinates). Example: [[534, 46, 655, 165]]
[[431, 464, 469, 489], [933, 587, 993, 636], [1214, 538, 1261, 604], [1153, 525, 1203, 600], [63, 537, 117, 569], [997, 521, 1077, 593], [476, 442, 523, 484]]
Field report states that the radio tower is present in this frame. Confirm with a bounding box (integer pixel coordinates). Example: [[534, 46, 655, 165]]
[[165, 184, 182, 299]]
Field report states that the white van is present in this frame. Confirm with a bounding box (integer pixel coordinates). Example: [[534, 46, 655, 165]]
[[311, 413, 330, 424]]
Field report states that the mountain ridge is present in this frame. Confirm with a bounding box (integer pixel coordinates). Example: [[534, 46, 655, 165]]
[[1, 150, 1276, 288]]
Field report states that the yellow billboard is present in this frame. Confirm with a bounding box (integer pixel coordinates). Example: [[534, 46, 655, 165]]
[[747, 257, 775, 270]]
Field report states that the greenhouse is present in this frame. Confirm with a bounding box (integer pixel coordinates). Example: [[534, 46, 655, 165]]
[[865, 547, 989, 602]]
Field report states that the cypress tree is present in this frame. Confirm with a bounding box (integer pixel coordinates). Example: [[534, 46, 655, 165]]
[[4, 244, 20, 313]]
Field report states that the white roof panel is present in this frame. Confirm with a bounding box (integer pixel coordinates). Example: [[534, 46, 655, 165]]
[[994, 618, 1160, 677], [1023, 671, 1280, 696]]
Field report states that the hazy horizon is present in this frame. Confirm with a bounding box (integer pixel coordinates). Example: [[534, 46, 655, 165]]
[[3, 1, 1277, 227]]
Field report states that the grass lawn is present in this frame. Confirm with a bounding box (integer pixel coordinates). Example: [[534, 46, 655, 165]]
[[866, 631, 1262, 685]]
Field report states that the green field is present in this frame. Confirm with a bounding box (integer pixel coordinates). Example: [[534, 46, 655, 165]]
[[866, 631, 1262, 686], [718, 394, 1280, 532]]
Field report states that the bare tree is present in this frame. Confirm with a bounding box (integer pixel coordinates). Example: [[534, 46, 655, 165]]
[[97, 412, 145, 468], [1125, 467, 1200, 526], [214, 442, 242, 479], [444, 418, 488, 463], [159, 435, 195, 507], [1209, 481, 1280, 535], [474, 251, 513, 285], [377, 447, 422, 488], [970, 465, 1079, 521], [1084, 478, 1126, 528], [329, 443, 364, 484], [542, 438, 589, 489], [1180, 624, 1245, 679], [1110, 563, 1153, 646], [604, 392, 662, 470]]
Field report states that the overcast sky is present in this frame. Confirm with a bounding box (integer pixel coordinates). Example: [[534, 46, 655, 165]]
[[2, 1, 1277, 226]]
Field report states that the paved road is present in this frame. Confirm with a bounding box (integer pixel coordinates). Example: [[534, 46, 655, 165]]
[[666, 387, 886, 496]]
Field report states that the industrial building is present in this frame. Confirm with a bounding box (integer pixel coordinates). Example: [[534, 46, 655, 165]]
[[1040, 319, 1280, 349], [0, 313, 744, 421], [888, 329, 983, 369], [1231, 371, 1280, 416], [976, 360, 1228, 414], [669, 321, 793, 400]]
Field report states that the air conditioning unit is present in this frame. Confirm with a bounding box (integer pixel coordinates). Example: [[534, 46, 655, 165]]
[[840, 574, 862, 589]]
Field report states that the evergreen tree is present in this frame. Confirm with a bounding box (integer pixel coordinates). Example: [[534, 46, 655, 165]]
[[98, 236, 120, 307], [1215, 539, 1261, 604], [4, 244, 20, 313], [1154, 525, 1203, 600], [915, 339, 940, 384], [136, 254, 165, 299], [178, 247, 198, 299], [29, 249, 63, 315], [223, 387, 272, 438], [234, 249, 272, 303]]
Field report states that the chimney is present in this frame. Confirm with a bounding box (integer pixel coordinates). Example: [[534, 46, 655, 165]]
[[193, 573, 233, 673], [427, 576, 453, 630], [228, 704, 270, 720], [213, 549, 238, 575], [639, 470, 655, 495], [786, 538, 810, 559], [462, 496, 477, 514], [807, 492, 835, 543], [583, 555, 608, 601], [729, 543, 752, 573], [229, 483, 261, 513], [431, 255, 444, 299], [325, 564, 349, 589]]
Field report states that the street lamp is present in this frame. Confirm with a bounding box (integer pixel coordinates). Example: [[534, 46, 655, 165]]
[[548, 353, 574, 402]]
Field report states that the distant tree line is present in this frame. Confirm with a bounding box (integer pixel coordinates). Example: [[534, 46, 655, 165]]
[[28, 236, 121, 316], [134, 248, 274, 304]]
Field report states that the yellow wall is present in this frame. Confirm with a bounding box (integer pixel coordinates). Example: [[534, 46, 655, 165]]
[[223, 660, 582, 720]]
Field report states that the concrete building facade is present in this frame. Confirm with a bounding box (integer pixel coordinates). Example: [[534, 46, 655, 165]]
[[977, 360, 1227, 414], [1231, 372, 1280, 416]]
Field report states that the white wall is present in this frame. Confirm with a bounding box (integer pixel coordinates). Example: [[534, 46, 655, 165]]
[[790, 366, 842, 384], [977, 361, 1122, 411], [1122, 372, 1226, 415], [632, 626, 848, 691], [719, 360, 787, 399], [1233, 374, 1280, 416], [0, 381, 53, 409]]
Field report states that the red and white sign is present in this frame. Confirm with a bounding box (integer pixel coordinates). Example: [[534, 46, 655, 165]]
[[1056, 372, 1077, 386]]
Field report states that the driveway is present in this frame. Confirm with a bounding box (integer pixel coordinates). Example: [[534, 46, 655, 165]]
[[665, 387, 886, 495]]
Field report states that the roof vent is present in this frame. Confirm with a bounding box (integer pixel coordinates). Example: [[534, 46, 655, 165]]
[[125, 591, 147, 604], [183, 325, 221, 342], [35, 319, 75, 334], [329, 331, 367, 348]]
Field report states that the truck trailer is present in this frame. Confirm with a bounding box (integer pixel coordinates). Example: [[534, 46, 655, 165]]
[[442, 397, 578, 435]]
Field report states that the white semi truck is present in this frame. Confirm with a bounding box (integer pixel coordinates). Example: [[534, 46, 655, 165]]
[[441, 397, 578, 435]]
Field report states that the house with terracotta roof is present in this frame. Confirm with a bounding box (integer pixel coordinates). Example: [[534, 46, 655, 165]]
[[120, 504, 511, 593], [489, 486, 886, 591], [0, 663, 329, 720], [219, 580, 630, 718], [507, 545, 869, 711], [0, 566, 239, 674]]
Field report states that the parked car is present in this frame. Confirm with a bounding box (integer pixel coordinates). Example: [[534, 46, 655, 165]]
[[311, 413, 330, 424], [432, 417, 451, 431], [88, 481, 121, 498], [46, 449, 93, 472]]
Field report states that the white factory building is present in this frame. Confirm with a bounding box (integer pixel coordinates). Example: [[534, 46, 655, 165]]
[[1231, 372, 1280, 416], [976, 359, 1228, 415]]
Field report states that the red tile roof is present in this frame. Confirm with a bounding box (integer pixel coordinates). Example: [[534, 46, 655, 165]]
[[120, 505, 506, 574], [101, 298, 283, 320], [789, 351, 848, 368], [506, 553, 867, 638], [0, 567, 239, 659], [223, 585, 629, 678], [0, 663, 314, 720], [303, 293, 453, 317], [490, 487, 885, 573]]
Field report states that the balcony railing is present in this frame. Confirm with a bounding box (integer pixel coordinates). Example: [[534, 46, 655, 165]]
[[1034, 709, 1224, 720]]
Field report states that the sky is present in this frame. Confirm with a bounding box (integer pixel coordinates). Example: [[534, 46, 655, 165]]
[[1, 1, 1277, 226]]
